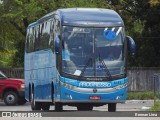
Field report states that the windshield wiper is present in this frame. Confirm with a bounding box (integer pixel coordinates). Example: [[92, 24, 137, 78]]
[[80, 57, 92, 77], [80, 54, 112, 80], [98, 53, 112, 80]]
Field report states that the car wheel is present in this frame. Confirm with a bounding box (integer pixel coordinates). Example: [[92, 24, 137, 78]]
[[4, 91, 18, 106]]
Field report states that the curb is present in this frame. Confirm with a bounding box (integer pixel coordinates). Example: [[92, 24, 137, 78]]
[[125, 100, 154, 104]]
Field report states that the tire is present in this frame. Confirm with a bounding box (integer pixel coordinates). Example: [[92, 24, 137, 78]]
[[77, 105, 93, 111], [108, 103, 116, 112], [55, 102, 63, 111], [41, 103, 50, 111], [31, 92, 41, 110], [17, 98, 27, 105], [4, 91, 18, 106]]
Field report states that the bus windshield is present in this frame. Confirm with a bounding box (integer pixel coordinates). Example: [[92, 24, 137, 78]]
[[61, 26, 125, 78]]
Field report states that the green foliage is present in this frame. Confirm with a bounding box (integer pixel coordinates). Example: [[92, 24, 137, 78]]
[[0, 0, 160, 67], [150, 101, 160, 111], [0, 0, 57, 67], [127, 92, 155, 100], [149, 0, 160, 6]]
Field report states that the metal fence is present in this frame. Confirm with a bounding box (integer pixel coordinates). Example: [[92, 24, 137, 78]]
[[0, 68, 24, 79], [127, 67, 160, 92], [153, 73, 160, 99]]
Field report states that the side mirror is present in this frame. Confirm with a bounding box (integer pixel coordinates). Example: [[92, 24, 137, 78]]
[[126, 36, 136, 57], [55, 35, 60, 55]]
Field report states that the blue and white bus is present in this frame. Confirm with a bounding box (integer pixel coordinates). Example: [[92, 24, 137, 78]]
[[25, 8, 135, 112]]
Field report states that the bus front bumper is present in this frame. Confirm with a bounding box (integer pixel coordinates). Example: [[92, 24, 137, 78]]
[[56, 85, 127, 104]]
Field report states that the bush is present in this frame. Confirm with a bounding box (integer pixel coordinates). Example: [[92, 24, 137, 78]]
[[127, 92, 155, 100]]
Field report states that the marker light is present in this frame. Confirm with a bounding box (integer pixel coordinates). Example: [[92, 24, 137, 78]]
[[116, 94, 123, 100], [65, 94, 72, 100]]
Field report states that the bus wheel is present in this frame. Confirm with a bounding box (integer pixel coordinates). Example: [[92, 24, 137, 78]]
[[77, 105, 93, 111], [31, 92, 41, 110], [108, 103, 116, 112], [41, 103, 50, 110], [55, 102, 63, 111]]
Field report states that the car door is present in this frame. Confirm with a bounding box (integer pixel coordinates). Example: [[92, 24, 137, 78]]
[[0, 71, 7, 98]]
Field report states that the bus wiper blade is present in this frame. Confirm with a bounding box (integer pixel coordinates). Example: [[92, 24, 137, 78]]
[[80, 57, 92, 77], [98, 53, 112, 80]]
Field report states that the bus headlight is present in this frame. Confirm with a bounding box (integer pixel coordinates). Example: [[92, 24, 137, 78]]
[[61, 82, 74, 90]]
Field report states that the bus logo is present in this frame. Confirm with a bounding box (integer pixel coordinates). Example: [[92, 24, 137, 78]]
[[103, 29, 117, 41], [93, 88, 97, 93], [79, 82, 111, 88]]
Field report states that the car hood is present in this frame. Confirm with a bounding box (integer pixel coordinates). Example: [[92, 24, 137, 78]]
[[7, 78, 24, 83]]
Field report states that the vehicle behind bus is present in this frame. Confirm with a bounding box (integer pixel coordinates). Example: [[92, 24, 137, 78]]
[[24, 8, 136, 112]]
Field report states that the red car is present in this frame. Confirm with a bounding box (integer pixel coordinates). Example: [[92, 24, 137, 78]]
[[0, 71, 26, 105]]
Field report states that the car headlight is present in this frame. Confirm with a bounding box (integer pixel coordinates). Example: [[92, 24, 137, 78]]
[[20, 84, 25, 90]]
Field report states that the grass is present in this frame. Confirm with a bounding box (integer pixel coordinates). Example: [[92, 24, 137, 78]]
[[149, 97, 160, 111], [127, 92, 160, 111], [127, 92, 157, 100]]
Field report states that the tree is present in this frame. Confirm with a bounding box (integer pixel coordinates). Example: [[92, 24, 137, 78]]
[[111, 0, 160, 67], [0, 0, 57, 67], [0, 0, 111, 67], [0, 0, 160, 67]]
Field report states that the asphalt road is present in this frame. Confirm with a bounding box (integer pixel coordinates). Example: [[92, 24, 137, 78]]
[[0, 100, 159, 120], [0, 100, 154, 111]]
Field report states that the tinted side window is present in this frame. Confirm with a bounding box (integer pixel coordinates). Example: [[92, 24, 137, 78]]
[[26, 28, 30, 53], [49, 19, 55, 52], [34, 25, 39, 51], [26, 19, 55, 53], [39, 21, 50, 50], [26, 27, 35, 53]]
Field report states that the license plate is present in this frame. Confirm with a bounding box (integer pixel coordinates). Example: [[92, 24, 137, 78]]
[[89, 96, 101, 100]]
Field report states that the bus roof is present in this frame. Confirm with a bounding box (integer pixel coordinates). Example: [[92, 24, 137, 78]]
[[57, 8, 124, 27], [35, 8, 124, 27], [27, 22, 38, 28]]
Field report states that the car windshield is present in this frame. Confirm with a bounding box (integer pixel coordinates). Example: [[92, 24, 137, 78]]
[[61, 26, 125, 77], [0, 71, 7, 79]]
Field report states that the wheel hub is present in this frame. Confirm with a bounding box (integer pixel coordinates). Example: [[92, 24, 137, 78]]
[[6, 94, 15, 103]]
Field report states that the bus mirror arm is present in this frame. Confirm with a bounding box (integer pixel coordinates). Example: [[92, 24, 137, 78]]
[[126, 36, 136, 57], [55, 36, 60, 55]]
